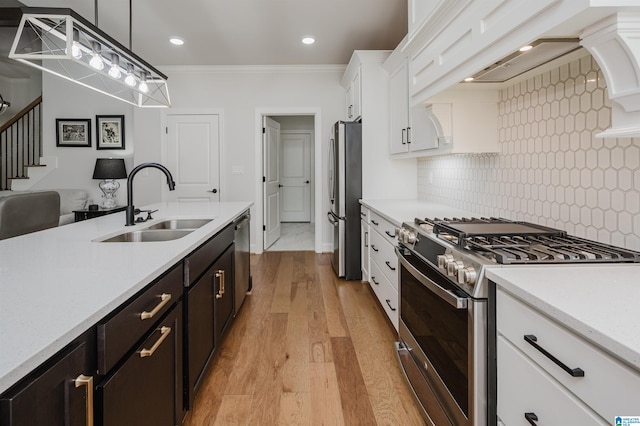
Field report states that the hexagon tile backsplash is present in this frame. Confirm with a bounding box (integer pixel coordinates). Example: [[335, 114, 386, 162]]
[[418, 54, 640, 251]]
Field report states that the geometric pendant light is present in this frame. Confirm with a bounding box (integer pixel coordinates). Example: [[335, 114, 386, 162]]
[[10, 7, 171, 108]]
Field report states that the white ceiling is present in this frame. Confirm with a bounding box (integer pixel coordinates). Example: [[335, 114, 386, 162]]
[[7, 0, 407, 69]]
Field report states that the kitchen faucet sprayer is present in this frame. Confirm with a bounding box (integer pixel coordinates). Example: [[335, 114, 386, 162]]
[[125, 162, 176, 226]]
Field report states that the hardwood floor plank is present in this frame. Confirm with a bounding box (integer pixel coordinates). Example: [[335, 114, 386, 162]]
[[317, 261, 350, 338], [279, 392, 312, 426], [307, 267, 334, 363], [309, 362, 346, 426], [212, 394, 253, 425], [330, 336, 377, 425], [271, 253, 293, 313]]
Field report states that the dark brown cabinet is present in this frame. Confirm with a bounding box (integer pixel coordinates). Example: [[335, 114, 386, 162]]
[[97, 303, 183, 426], [0, 331, 96, 426], [186, 243, 234, 408]]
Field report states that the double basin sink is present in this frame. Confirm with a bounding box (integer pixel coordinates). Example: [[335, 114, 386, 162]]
[[97, 219, 213, 243]]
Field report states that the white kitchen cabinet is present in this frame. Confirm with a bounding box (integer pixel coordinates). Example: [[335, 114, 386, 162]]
[[407, 0, 440, 38], [360, 206, 370, 282], [345, 71, 361, 121], [389, 59, 440, 156], [496, 288, 640, 423], [342, 51, 417, 200], [364, 210, 399, 330], [414, 88, 498, 156]]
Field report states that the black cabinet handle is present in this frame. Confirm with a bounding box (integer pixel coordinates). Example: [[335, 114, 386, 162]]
[[385, 261, 396, 271], [401, 128, 406, 145], [371, 245, 379, 252], [385, 230, 395, 238], [385, 299, 396, 311], [524, 335, 584, 377], [524, 412, 538, 425], [371, 276, 379, 285], [371, 220, 379, 226]]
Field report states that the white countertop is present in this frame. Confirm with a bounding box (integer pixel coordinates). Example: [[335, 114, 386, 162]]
[[0, 201, 251, 394], [487, 264, 640, 371], [359, 199, 478, 227]]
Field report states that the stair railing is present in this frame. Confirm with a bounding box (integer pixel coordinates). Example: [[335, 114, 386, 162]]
[[0, 96, 42, 190]]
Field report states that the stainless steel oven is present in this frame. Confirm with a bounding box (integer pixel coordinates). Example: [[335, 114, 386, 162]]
[[395, 216, 640, 426], [396, 246, 486, 426]]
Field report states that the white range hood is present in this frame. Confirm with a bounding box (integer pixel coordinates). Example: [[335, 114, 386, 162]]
[[581, 12, 640, 138]]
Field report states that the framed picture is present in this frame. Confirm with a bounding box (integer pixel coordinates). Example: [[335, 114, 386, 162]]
[[96, 115, 125, 150], [56, 119, 91, 147]]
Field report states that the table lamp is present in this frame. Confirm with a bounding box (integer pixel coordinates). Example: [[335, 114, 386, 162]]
[[93, 158, 127, 208]]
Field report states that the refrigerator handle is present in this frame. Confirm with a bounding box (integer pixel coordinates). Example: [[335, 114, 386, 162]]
[[327, 212, 339, 226]]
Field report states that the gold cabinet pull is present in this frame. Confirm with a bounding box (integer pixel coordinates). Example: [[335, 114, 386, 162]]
[[74, 374, 94, 426], [215, 270, 225, 299], [140, 326, 171, 358], [140, 293, 171, 320]]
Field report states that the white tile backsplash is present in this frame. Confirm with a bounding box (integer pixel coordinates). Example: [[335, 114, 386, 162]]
[[418, 54, 640, 251]]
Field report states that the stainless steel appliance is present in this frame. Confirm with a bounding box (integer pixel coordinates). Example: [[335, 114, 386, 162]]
[[234, 211, 251, 314], [395, 217, 640, 426], [327, 121, 362, 280]]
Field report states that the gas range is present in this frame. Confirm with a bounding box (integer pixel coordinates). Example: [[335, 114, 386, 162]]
[[397, 217, 640, 298]]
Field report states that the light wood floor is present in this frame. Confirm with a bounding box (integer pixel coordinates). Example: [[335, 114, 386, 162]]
[[183, 251, 425, 426]]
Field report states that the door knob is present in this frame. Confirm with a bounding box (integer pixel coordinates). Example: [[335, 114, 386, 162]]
[[305, 180, 310, 184], [210, 188, 218, 193], [278, 184, 283, 188]]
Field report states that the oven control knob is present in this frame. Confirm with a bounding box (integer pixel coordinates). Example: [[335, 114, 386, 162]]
[[447, 260, 465, 277], [437, 254, 454, 269], [458, 267, 477, 285], [404, 230, 416, 244]]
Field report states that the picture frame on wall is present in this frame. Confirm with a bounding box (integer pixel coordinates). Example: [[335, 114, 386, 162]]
[[96, 115, 125, 150], [56, 119, 91, 147]]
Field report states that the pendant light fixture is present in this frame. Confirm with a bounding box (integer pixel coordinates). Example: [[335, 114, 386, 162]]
[[0, 93, 10, 115], [9, 3, 170, 108]]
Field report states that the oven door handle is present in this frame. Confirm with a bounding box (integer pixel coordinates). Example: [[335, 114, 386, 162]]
[[396, 248, 468, 309]]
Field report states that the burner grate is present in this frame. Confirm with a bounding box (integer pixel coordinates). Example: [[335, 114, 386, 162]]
[[465, 234, 640, 264]]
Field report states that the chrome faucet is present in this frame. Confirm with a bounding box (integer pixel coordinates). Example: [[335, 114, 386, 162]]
[[125, 162, 176, 226]]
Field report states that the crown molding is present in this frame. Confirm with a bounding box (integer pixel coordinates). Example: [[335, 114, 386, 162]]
[[159, 64, 346, 75]]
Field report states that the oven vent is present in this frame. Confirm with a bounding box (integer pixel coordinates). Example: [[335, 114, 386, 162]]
[[466, 38, 582, 83]]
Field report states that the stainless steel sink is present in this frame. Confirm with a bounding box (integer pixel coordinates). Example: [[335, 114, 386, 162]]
[[145, 219, 212, 230], [99, 229, 194, 243]]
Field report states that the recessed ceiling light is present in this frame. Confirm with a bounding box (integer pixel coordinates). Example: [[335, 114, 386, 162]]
[[519, 45, 533, 52], [464, 77, 474, 82], [170, 37, 184, 46], [302, 36, 315, 45]]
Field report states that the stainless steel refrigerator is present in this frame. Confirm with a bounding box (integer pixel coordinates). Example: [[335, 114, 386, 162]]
[[327, 121, 362, 280]]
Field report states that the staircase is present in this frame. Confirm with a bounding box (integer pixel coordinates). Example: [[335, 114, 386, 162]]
[[0, 96, 45, 191]]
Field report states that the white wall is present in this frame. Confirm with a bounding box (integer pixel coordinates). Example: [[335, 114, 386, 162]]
[[0, 72, 42, 128], [34, 73, 134, 207], [138, 65, 346, 251]]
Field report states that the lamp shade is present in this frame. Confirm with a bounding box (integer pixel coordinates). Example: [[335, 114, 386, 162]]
[[93, 158, 127, 179]]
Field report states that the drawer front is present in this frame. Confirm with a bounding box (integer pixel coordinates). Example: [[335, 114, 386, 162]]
[[185, 222, 234, 286], [360, 206, 369, 223], [369, 260, 399, 330], [369, 211, 398, 246], [98, 263, 183, 374], [497, 336, 606, 425], [369, 229, 398, 289], [99, 303, 182, 426], [497, 289, 640, 420]]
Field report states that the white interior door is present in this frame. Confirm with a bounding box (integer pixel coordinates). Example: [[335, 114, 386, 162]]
[[280, 131, 311, 222], [165, 114, 220, 202], [263, 117, 281, 249]]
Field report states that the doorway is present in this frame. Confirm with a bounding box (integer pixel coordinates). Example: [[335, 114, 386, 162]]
[[256, 109, 321, 253]]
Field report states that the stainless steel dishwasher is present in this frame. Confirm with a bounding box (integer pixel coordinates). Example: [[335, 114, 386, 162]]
[[234, 211, 251, 315]]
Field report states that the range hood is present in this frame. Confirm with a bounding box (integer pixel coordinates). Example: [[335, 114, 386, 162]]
[[466, 38, 581, 83]]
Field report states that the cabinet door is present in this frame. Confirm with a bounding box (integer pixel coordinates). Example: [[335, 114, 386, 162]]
[[214, 245, 235, 343], [187, 264, 216, 405], [0, 342, 93, 426], [389, 62, 409, 154], [98, 304, 183, 426], [360, 219, 369, 282], [351, 71, 362, 120], [346, 83, 355, 120]]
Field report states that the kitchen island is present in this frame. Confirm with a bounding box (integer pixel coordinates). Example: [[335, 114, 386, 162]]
[[0, 201, 251, 395]]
